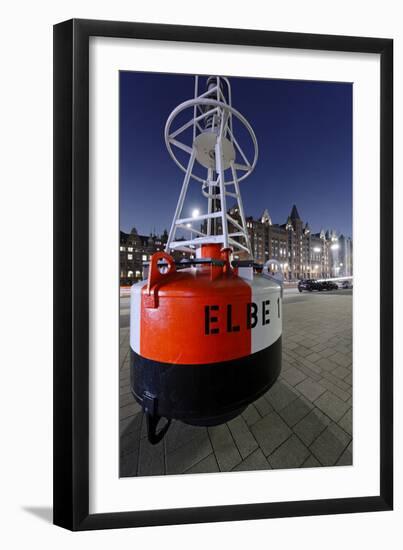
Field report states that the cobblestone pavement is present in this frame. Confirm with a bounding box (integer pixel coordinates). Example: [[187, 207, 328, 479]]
[[120, 291, 352, 476]]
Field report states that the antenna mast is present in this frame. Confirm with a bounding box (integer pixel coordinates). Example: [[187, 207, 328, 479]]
[[164, 76, 258, 257]]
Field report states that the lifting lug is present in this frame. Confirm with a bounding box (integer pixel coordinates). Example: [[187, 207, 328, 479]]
[[142, 391, 172, 444]]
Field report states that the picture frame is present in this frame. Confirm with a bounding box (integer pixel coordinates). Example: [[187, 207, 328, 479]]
[[53, 18, 393, 531]]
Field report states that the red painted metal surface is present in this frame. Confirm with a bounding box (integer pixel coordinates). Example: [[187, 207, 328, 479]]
[[140, 244, 252, 365]]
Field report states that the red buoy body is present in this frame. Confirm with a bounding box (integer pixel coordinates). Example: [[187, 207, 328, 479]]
[[130, 244, 282, 442]]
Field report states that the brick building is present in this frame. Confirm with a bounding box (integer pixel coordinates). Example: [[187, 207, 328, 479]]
[[120, 227, 192, 283], [120, 205, 352, 284], [119, 228, 161, 282], [234, 204, 352, 281]]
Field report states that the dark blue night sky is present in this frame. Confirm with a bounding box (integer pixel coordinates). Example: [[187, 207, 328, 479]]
[[120, 72, 352, 238]]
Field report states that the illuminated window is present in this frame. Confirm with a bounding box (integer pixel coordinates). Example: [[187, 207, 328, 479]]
[[128, 254, 133, 260], [142, 254, 147, 261]]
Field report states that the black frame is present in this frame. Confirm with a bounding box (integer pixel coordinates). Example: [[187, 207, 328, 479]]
[[53, 18, 393, 531]]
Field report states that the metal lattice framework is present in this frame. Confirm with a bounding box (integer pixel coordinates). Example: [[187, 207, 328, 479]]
[[164, 76, 258, 256]]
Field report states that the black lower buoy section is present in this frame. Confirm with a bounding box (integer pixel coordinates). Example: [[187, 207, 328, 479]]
[[131, 336, 282, 443]]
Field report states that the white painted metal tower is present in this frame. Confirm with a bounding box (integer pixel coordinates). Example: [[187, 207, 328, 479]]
[[164, 76, 258, 257]]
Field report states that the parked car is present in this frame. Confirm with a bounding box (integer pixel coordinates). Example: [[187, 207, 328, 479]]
[[340, 280, 353, 289], [298, 279, 323, 292], [321, 280, 338, 291]]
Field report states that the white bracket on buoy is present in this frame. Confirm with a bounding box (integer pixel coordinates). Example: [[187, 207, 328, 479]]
[[263, 259, 284, 287], [164, 76, 258, 257]]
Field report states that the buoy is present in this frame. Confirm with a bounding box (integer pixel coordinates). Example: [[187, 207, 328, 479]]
[[130, 76, 282, 444]]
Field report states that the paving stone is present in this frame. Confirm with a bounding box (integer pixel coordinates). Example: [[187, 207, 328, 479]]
[[301, 454, 321, 468], [305, 352, 321, 363], [254, 395, 273, 417], [120, 449, 140, 477], [311, 343, 327, 353], [282, 352, 297, 364], [268, 435, 310, 469], [120, 391, 135, 408], [281, 366, 307, 386], [297, 363, 322, 382], [119, 375, 130, 389], [316, 357, 340, 372], [285, 349, 299, 361], [328, 336, 342, 346], [137, 437, 165, 476], [344, 372, 353, 386], [332, 366, 350, 380], [265, 380, 299, 411], [338, 408, 352, 435], [165, 421, 207, 454], [208, 424, 242, 471], [318, 378, 350, 402], [336, 449, 352, 466], [336, 442, 353, 466], [233, 449, 271, 471], [166, 432, 212, 475], [332, 343, 352, 354], [120, 414, 142, 455], [120, 350, 129, 362], [301, 337, 321, 348], [295, 378, 326, 402], [314, 391, 350, 422], [293, 345, 312, 358], [120, 412, 143, 437], [329, 351, 352, 368], [299, 358, 322, 374], [119, 400, 142, 421], [228, 416, 258, 459], [310, 423, 351, 466], [318, 348, 338, 359], [321, 371, 351, 392], [119, 381, 131, 394], [242, 404, 261, 426], [293, 408, 331, 446], [185, 453, 219, 474], [119, 415, 142, 476], [120, 382, 130, 394], [278, 396, 313, 427], [281, 359, 295, 372], [120, 362, 129, 373], [285, 341, 299, 351], [289, 334, 307, 344], [251, 412, 292, 457]]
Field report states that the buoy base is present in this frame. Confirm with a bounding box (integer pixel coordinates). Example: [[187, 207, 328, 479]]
[[130, 336, 282, 442]]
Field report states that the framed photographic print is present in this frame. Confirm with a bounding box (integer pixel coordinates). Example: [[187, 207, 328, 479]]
[[53, 19, 393, 530]]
